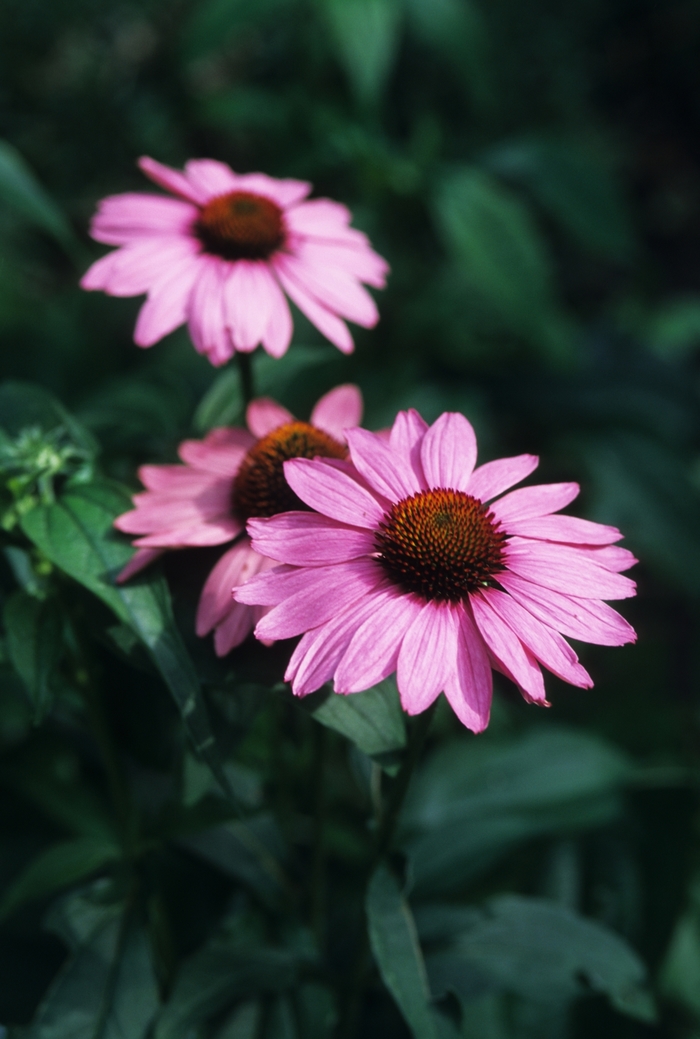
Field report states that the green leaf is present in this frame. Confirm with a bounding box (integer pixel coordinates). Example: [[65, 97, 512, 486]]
[[322, 0, 402, 106], [427, 895, 656, 1023], [3, 590, 62, 721], [0, 140, 82, 261], [215, 1002, 261, 1039], [366, 864, 437, 1039], [0, 380, 97, 455], [154, 940, 299, 1039], [434, 167, 573, 360], [301, 678, 406, 765], [0, 836, 120, 922], [402, 727, 630, 893], [19, 481, 231, 799], [659, 877, 700, 1022], [28, 896, 159, 1039], [406, 0, 493, 113]]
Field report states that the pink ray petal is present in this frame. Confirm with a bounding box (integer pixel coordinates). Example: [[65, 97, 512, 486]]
[[442, 607, 493, 732], [468, 454, 539, 502], [178, 427, 254, 475], [236, 562, 334, 606], [389, 409, 429, 489], [246, 397, 294, 438], [310, 384, 363, 440], [505, 514, 623, 545], [471, 594, 547, 704], [283, 457, 385, 528], [246, 512, 373, 566], [491, 482, 580, 524], [132, 518, 241, 547], [138, 156, 205, 204], [136, 465, 225, 495], [196, 539, 264, 635], [224, 261, 275, 352], [504, 539, 636, 600], [116, 547, 166, 583], [187, 257, 233, 366], [421, 412, 478, 492], [261, 272, 293, 358], [334, 588, 423, 693], [90, 193, 197, 245], [294, 241, 389, 288], [133, 256, 199, 347], [234, 173, 311, 208], [587, 544, 638, 572], [285, 199, 353, 234], [183, 159, 239, 198], [273, 259, 354, 353], [281, 249, 379, 326], [397, 602, 459, 714], [213, 601, 255, 656], [345, 427, 421, 501]]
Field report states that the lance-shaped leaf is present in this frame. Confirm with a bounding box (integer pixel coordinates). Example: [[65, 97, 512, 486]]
[[20, 480, 232, 799], [366, 864, 437, 1039], [4, 590, 63, 722], [301, 678, 406, 769]]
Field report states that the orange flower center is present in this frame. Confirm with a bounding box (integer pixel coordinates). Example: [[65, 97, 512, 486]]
[[233, 421, 348, 521], [374, 489, 506, 603], [196, 191, 285, 261]]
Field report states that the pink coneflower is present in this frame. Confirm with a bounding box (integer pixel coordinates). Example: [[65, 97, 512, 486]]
[[81, 157, 388, 363], [235, 410, 637, 732], [114, 385, 363, 655]]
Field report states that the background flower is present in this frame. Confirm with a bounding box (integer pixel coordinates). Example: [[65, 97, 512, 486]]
[[115, 384, 363, 654], [237, 409, 637, 731], [80, 157, 388, 363]]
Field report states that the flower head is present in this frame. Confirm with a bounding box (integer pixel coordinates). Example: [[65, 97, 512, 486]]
[[114, 385, 363, 655], [235, 410, 637, 732], [81, 157, 389, 364]]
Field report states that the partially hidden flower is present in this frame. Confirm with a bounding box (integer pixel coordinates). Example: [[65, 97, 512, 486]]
[[114, 384, 363, 655], [81, 157, 388, 363], [235, 410, 637, 732]]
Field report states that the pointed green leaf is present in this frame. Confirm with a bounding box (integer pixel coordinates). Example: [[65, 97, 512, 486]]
[[0, 140, 82, 261], [323, 0, 402, 106], [302, 678, 406, 764], [366, 864, 437, 1039], [3, 590, 62, 721]]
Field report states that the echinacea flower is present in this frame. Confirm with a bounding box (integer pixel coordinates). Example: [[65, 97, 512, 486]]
[[235, 410, 637, 732], [114, 384, 363, 655], [81, 157, 388, 363]]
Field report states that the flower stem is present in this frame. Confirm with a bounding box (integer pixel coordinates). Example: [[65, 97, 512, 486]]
[[236, 351, 255, 408], [336, 701, 437, 1039]]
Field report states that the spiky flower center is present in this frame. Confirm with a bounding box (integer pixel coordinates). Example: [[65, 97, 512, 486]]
[[233, 422, 347, 521], [374, 489, 506, 603], [196, 191, 285, 261]]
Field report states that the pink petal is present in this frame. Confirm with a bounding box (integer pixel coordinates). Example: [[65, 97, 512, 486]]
[[247, 512, 373, 565], [223, 261, 274, 352], [389, 410, 429, 489], [213, 601, 255, 656], [81, 238, 197, 297], [233, 173, 311, 208], [296, 241, 389, 288], [497, 571, 637, 647], [137, 465, 225, 495], [345, 427, 421, 501], [442, 607, 493, 732], [421, 412, 478, 492], [505, 514, 623, 545], [397, 602, 459, 714], [283, 457, 385, 528], [236, 562, 330, 606], [132, 518, 241, 547], [187, 257, 233, 366], [280, 249, 379, 327], [255, 559, 385, 641], [261, 272, 293, 358], [471, 594, 547, 705], [184, 159, 238, 198], [504, 539, 637, 600], [116, 547, 165, 583], [310, 384, 363, 440], [468, 454, 539, 502], [246, 398, 293, 438], [334, 588, 423, 693], [138, 156, 204, 204], [286, 592, 384, 696], [273, 259, 354, 354], [90, 193, 197, 245], [587, 544, 638, 572], [478, 588, 592, 688], [285, 198, 353, 235], [179, 427, 254, 476], [197, 540, 265, 635], [491, 483, 580, 524], [133, 256, 199, 347]]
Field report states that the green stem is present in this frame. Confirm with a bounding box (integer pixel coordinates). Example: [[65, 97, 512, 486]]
[[236, 351, 255, 408], [336, 701, 437, 1039]]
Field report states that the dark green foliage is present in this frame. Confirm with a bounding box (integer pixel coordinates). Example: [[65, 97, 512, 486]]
[[0, 0, 699, 1036]]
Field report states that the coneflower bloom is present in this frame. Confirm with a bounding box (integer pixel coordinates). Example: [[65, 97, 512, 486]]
[[235, 410, 637, 732], [80, 157, 388, 364], [114, 385, 363, 655]]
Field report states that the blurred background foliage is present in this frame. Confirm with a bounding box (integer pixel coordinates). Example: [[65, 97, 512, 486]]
[[0, 0, 700, 1036]]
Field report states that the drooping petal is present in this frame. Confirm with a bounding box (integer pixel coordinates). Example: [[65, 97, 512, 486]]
[[491, 483, 580, 524], [273, 258, 354, 353], [224, 261, 275, 352], [187, 257, 233, 366], [133, 256, 200, 347], [116, 547, 166, 583], [213, 602, 256, 656], [467, 454, 539, 503], [261, 272, 293, 358], [283, 457, 385, 528], [505, 514, 623, 545], [81, 238, 197, 297], [310, 384, 363, 440], [179, 426, 254, 476], [504, 539, 637, 600], [442, 607, 493, 732], [138, 156, 205, 204], [90, 193, 197, 245], [136, 465, 222, 495], [132, 518, 241, 548], [345, 427, 421, 501], [247, 512, 374, 566], [334, 589, 423, 693], [397, 602, 459, 714], [280, 249, 379, 327], [471, 594, 547, 704], [196, 539, 264, 635], [246, 398, 294, 439], [420, 412, 478, 492], [293, 240, 389, 288]]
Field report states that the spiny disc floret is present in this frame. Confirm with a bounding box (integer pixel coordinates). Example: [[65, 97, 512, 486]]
[[196, 191, 285, 261], [375, 488, 506, 602], [234, 422, 347, 521]]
